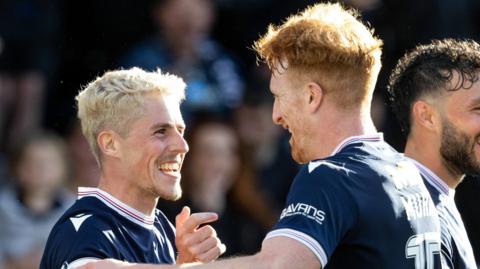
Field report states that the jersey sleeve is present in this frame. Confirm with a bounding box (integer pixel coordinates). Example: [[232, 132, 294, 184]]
[[264, 161, 358, 268], [40, 214, 120, 269]]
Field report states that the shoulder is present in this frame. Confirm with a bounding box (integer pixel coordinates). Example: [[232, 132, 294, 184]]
[[47, 198, 117, 246], [49, 210, 110, 244], [42, 200, 119, 267], [0, 185, 20, 210], [200, 39, 229, 59], [307, 158, 353, 177], [421, 178, 443, 205], [285, 160, 359, 212], [200, 39, 242, 66], [290, 159, 355, 192]]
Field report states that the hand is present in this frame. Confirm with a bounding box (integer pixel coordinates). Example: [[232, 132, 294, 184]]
[[175, 206, 226, 264]]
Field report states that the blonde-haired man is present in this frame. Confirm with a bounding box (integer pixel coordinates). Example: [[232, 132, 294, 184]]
[[80, 3, 441, 269], [40, 67, 225, 268]]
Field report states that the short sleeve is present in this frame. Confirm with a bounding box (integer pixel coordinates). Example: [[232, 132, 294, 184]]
[[265, 162, 358, 267], [40, 215, 119, 269]]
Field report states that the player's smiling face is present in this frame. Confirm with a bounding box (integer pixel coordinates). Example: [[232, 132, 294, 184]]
[[439, 74, 480, 177], [118, 93, 189, 201], [270, 68, 310, 164]]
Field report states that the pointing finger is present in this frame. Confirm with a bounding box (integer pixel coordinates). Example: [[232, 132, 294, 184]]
[[177, 212, 218, 235]]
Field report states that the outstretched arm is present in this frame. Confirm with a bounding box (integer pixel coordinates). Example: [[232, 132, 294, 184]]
[[79, 236, 321, 269]]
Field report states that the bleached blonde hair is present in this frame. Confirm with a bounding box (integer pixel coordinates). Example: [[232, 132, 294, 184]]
[[76, 67, 186, 165], [254, 2, 383, 108]]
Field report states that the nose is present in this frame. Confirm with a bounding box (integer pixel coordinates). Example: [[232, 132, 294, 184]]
[[272, 102, 282, 125], [173, 131, 189, 154]]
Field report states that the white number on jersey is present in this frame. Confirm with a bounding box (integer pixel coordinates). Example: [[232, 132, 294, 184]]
[[405, 232, 440, 269]]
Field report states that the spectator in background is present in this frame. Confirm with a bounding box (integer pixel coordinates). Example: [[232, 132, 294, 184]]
[[120, 0, 244, 122], [0, 154, 7, 189], [66, 119, 100, 192], [0, 130, 74, 269], [234, 70, 299, 213], [160, 113, 275, 256], [0, 0, 61, 151]]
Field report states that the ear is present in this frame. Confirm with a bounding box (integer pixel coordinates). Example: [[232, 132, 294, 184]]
[[306, 82, 323, 113], [97, 130, 122, 158], [411, 100, 440, 132]]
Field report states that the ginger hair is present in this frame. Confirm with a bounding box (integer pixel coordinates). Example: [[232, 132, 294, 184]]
[[254, 2, 383, 108]]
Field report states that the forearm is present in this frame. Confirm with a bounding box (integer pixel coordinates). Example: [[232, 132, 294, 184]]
[[77, 254, 260, 269], [180, 255, 264, 269], [80, 237, 320, 269], [122, 255, 265, 269], [177, 237, 321, 269]]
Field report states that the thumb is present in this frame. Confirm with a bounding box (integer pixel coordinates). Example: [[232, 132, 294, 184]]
[[176, 206, 191, 228]]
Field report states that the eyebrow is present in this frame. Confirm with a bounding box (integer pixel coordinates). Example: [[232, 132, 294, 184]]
[[150, 122, 186, 131]]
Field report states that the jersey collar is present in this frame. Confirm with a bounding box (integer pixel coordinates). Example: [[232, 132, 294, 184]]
[[78, 187, 156, 228], [404, 158, 454, 198], [330, 133, 384, 156]]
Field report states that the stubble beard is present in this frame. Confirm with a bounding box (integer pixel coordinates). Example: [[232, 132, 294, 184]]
[[156, 182, 182, 202], [439, 118, 480, 178]]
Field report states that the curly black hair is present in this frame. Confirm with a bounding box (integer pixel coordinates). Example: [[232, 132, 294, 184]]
[[387, 38, 480, 136]]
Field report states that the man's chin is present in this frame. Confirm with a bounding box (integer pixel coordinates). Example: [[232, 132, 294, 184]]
[[168, 190, 182, 201], [157, 188, 182, 201], [291, 150, 308, 164]]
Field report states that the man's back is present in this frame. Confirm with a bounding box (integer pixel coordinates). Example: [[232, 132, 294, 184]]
[[266, 134, 441, 268], [40, 187, 177, 269]]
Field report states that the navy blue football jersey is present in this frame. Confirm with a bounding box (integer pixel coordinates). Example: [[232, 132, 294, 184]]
[[408, 158, 477, 269], [265, 134, 442, 269], [40, 187, 177, 268]]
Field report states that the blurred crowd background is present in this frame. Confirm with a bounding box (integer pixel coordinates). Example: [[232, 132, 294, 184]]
[[0, 0, 479, 268]]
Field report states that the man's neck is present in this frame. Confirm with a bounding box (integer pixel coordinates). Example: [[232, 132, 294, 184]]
[[315, 108, 378, 158], [405, 139, 461, 189], [97, 175, 158, 216]]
